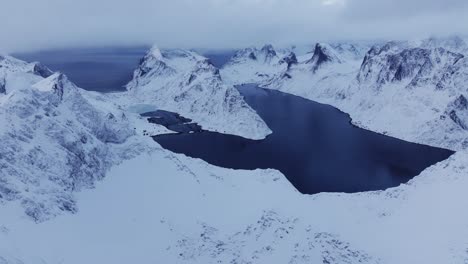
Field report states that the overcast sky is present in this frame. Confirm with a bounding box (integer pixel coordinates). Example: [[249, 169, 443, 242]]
[[2, 0, 468, 53]]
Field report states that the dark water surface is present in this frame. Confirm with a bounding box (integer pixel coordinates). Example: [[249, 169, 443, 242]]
[[14, 47, 235, 92], [13, 48, 455, 194], [197, 50, 237, 68], [154, 84, 454, 194], [14, 47, 149, 92]]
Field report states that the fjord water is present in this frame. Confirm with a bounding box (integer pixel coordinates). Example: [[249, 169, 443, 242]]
[[14, 47, 233, 92], [14, 47, 149, 92], [154, 84, 454, 194], [13, 47, 455, 194]]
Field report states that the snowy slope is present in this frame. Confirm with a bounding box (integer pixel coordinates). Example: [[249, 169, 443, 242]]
[[1, 143, 467, 264], [121, 46, 271, 139], [0, 57, 151, 222]]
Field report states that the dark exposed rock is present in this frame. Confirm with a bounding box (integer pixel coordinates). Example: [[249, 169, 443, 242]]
[[279, 52, 298, 70], [447, 95, 468, 130], [51, 73, 67, 101], [388, 49, 428, 81], [231, 47, 257, 61], [453, 95, 468, 110], [306, 43, 340, 72], [143, 110, 202, 133], [449, 110, 467, 130], [0, 77, 5, 94], [143, 110, 192, 126], [282, 73, 292, 79], [230, 45, 279, 63], [358, 43, 464, 89], [308, 44, 330, 65], [261, 44, 276, 55], [187, 74, 197, 85], [260, 44, 277, 62], [138, 60, 172, 78], [31, 62, 53, 78]]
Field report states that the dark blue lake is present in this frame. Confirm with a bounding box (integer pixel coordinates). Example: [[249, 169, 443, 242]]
[[13, 47, 455, 194], [153, 84, 454, 194]]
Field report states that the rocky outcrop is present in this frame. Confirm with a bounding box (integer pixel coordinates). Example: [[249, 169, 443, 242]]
[[357, 44, 464, 90], [446, 95, 468, 130], [127, 47, 177, 90], [30, 62, 53, 78], [186, 59, 221, 85], [228, 44, 281, 65], [306, 43, 342, 72], [279, 52, 298, 70], [260, 44, 278, 63], [0, 77, 5, 94]]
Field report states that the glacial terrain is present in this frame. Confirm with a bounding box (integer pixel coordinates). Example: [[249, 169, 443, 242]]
[[1, 36, 468, 263]]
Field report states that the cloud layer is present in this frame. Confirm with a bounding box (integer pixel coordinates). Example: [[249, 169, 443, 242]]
[[2, 0, 468, 52]]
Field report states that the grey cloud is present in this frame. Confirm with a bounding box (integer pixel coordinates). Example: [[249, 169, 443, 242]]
[[1, 0, 467, 53]]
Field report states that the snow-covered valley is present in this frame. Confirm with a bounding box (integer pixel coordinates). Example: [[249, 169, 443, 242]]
[[2, 36, 468, 263]]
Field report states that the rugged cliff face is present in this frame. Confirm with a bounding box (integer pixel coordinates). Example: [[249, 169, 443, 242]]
[[357, 45, 464, 90], [306, 43, 343, 72]]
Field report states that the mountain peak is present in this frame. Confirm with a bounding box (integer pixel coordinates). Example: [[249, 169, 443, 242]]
[[32, 72, 76, 104], [260, 44, 278, 63], [229, 45, 280, 64], [278, 52, 298, 70], [358, 42, 464, 90], [306, 43, 342, 72], [261, 44, 276, 55], [30, 62, 53, 78], [148, 46, 164, 60], [421, 36, 468, 54]]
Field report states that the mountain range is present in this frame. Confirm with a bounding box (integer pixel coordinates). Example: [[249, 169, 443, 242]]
[[1, 36, 468, 263]]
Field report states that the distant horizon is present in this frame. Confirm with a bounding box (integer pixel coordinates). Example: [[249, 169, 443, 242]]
[[7, 34, 468, 55]]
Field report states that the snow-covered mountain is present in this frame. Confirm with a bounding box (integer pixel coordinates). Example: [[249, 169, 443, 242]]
[[305, 43, 343, 72], [221, 42, 371, 86], [221, 44, 294, 85], [2, 37, 468, 263], [220, 37, 468, 150], [0, 56, 148, 222], [122, 46, 271, 139], [419, 36, 468, 54]]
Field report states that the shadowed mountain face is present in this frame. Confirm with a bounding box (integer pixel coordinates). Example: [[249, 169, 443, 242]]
[[153, 84, 454, 194]]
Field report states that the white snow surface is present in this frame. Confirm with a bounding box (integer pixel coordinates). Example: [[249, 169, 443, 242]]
[[1, 144, 468, 263], [121, 46, 271, 139], [2, 37, 468, 263]]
